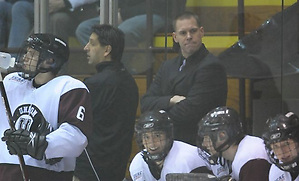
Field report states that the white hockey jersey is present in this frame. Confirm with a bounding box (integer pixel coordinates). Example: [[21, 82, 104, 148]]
[[269, 164, 299, 181], [0, 72, 92, 172], [231, 135, 271, 180], [129, 141, 228, 181]]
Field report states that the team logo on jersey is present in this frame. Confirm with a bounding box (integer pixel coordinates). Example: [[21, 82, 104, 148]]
[[273, 173, 285, 181], [12, 104, 53, 135], [8, 75, 26, 83], [133, 171, 143, 180]]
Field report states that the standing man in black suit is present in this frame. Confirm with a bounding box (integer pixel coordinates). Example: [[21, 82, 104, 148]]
[[141, 11, 227, 146]]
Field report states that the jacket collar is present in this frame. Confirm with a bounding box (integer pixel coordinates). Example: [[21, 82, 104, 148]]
[[179, 43, 209, 67], [95, 61, 123, 72]]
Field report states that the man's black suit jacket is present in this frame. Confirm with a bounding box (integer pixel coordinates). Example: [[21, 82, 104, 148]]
[[141, 44, 228, 145]]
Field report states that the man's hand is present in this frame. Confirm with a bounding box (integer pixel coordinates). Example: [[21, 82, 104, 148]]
[[49, 0, 66, 13], [2, 129, 48, 160], [170, 95, 186, 106]]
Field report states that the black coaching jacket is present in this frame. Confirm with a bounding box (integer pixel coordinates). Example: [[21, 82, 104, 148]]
[[75, 61, 139, 181], [141, 44, 228, 146]]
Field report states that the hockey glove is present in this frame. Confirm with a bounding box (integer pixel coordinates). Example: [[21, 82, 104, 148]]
[[2, 129, 48, 160], [45, 157, 63, 165]]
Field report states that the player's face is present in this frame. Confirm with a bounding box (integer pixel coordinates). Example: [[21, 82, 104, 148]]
[[84, 33, 107, 65], [142, 131, 167, 155], [22, 47, 39, 72], [271, 139, 299, 163], [172, 17, 204, 58], [202, 135, 218, 156]]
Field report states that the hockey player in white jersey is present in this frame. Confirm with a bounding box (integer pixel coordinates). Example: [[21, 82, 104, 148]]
[[0, 33, 93, 181], [197, 106, 271, 181], [129, 110, 229, 181], [262, 112, 299, 181]]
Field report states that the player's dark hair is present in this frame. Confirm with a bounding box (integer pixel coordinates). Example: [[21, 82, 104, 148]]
[[91, 24, 125, 62]]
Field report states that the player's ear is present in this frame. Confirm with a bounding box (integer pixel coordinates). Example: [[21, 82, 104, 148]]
[[40, 58, 54, 69], [218, 131, 227, 141], [45, 58, 54, 65]]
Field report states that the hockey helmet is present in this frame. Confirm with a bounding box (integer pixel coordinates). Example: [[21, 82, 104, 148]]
[[197, 106, 244, 164], [262, 112, 299, 172], [135, 110, 173, 162], [16, 33, 69, 79]]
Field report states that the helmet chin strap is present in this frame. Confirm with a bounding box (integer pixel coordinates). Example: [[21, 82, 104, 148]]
[[215, 141, 231, 153], [212, 137, 236, 163], [37, 60, 55, 73], [208, 154, 219, 165], [276, 155, 299, 174], [18, 72, 36, 80], [141, 150, 163, 180], [215, 130, 243, 154], [289, 164, 299, 179], [38, 67, 50, 73]]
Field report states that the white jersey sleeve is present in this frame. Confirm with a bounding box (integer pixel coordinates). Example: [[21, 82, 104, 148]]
[[129, 141, 221, 181], [197, 148, 230, 178], [45, 123, 87, 158], [0, 73, 92, 172], [231, 135, 271, 180]]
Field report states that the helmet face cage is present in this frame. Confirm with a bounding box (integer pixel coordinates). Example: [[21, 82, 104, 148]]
[[141, 130, 171, 161], [265, 137, 299, 172], [16, 34, 69, 79], [197, 124, 228, 165], [17, 46, 40, 79], [197, 143, 219, 165], [197, 106, 243, 164], [135, 110, 173, 162], [263, 112, 299, 172]]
